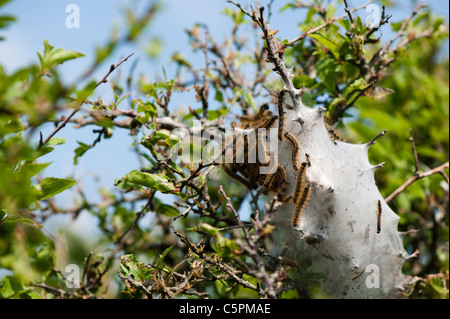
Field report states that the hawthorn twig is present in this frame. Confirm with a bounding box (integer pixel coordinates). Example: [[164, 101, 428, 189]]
[[343, 0, 353, 23], [385, 162, 449, 204], [37, 53, 135, 150], [367, 129, 387, 146], [385, 132, 449, 204]]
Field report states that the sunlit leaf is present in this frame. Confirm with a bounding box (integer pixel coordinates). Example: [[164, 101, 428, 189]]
[[35, 177, 76, 200]]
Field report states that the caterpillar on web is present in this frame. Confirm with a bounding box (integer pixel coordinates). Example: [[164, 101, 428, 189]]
[[292, 182, 311, 227], [284, 131, 300, 171]]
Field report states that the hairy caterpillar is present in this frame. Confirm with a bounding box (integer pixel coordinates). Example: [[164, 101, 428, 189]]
[[285, 131, 300, 171], [293, 162, 308, 204], [292, 182, 311, 227], [277, 90, 286, 142], [377, 200, 382, 234]]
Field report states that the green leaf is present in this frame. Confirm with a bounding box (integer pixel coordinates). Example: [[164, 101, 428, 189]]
[[0, 276, 38, 299], [36, 146, 54, 158], [16, 162, 50, 180], [156, 245, 174, 270], [156, 204, 179, 217], [348, 78, 366, 91], [0, 276, 24, 298], [35, 177, 76, 200], [136, 99, 157, 117], [170, 52, 191, 68], [38, 39, 85, 69], [433, 16, 445, 32], [0, 209, 8, 224], [4, 217, 37, 226], [145, 37, 163, 58], [342, 62, 359, 79], [337, 19, 351, 31], [47, 137, 66, 146], [119, 254, 152, 283], [301, 92, 316, 108], [166, 134, 180, 148], [73, 141, 92, 165], [429, 277, 449, 297], [309, 33, 338, 59], [280, 3, 295, 12], [120, 170, 175, 193], [0, 15, 15, 29], [222, 7, 246, 24], [76, 80, 97, 102], [142, 131, 170, 147], [0, 0, 14, 8], [243, 91, 256, 112]]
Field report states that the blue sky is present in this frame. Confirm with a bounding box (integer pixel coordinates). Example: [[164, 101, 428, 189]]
[[0, 0, 448, 238]]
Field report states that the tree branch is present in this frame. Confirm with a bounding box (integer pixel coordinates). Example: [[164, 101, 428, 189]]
[[385, 162, 449, 203]]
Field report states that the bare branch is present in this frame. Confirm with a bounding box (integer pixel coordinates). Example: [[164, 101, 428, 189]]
[[37, 53, 135, 150], [385, 162, 449, 203]]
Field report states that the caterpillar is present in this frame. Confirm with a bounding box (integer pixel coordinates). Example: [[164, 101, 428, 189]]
[[274, 164, 288, 194], [260, 114, 278, 129], [284, 131, 300, 171], [277, 90, 286, 141], [292, 182, 311, 227], [377, 200, 382, 234], [325, 123, 345, 144], [222, 164, 254, 190], [241, 104, 271, 129], [257, 129, 270, 166], [293, 162, 308, 204]]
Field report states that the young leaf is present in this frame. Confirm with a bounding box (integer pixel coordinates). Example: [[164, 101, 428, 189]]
[[35, 177, 76, 200], [47, 137, 66, 146], [15, 162, 50, 180], [119, 254, 152, 283], [301, 92, 316, 108], [73, 141, 92, 165], [243, 91, 256, 112], [0, 15, 15, 29], [309, 33, 339, 59], [156, 204, 179, 217], [37, 40, 85, 70], [120, 170, 175, 193], [155, 245, 174, 270]]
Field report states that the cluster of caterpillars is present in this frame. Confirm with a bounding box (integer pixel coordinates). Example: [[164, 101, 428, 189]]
[[222, 90, 343, 228]]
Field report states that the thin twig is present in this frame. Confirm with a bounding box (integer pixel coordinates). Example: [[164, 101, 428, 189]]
[[116, 195, 154, 245], [219, 185, 250, 242], [385, 162, 449, 203], [367, 129, 387, 146], [37, 53, 135, 150], [343, 0, 353, 23]]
